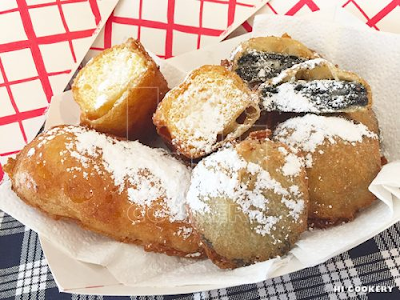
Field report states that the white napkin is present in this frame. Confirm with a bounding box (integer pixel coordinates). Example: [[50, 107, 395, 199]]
[[369, 162, 400, 213]]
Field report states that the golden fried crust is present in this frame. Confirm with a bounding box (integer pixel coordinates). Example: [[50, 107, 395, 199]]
[[5, 126, 204, 258], [341, 108, 380, 135], [273, 115, 381, 228], [231, 35, 316, 68], [187, 133, 309, 269], [73, 38, 169, 141], [153, 65, 260, 159], [307, 137, 381, 227]]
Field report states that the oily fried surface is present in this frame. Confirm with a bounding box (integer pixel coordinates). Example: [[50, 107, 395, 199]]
[[73, 38, 169, 141], [341, 108, 380, 135], [188, 134, 309, 268], [5, 126, 204, 258], [306, 137, 381, 227]]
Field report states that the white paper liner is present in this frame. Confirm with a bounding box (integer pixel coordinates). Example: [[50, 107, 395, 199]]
[[1, 13, 400, 294]]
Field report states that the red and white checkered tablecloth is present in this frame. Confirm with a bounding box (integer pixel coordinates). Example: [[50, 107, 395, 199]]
[[234, 0, 400, 36], [87, 0, 268, 59], [0, 0, 118, 178], [1, 0, 400, 181]]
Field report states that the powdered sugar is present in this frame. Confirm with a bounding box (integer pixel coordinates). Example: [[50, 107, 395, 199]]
[[38, 126, 191, 222], [15, 172, 37, 192], [261, 80, 368, 113], [278, 147, 303, 176], [187, 146, 305, 236], [260, 58, 370, 113], [282, 153, 303, 177], [274, 114, 378, 167], [269, 58, 328, 86], [262, 82, 317, 112], [170, 73, 256, 156], [282, 198, 304, 220], [36, 134, 56, 149], [27, 148, 35, 157]]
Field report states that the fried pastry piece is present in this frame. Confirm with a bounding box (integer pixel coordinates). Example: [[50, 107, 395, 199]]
[[230, 35, 317, 88], [153, 65, 260, 159], [187, 131, 309, 269], [260, 58, 372, 114], [4, 125, 204, 258], [72, 38, 169, 140], [273, 114, 381, 228]]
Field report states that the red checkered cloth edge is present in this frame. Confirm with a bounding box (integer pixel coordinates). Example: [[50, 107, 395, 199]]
[[0, 0, 106, 180], [88, 0, 266, 59]]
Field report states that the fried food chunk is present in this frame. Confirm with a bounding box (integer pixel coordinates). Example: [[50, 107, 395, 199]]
[[72, 38, 169, 140], [4, 125, 204, 258], [187, 132, 309, 269], [260, 59, 372, 114], [273, 114, 381, 228], [153, 65, 260, 159], [230, 35, 317, 88]]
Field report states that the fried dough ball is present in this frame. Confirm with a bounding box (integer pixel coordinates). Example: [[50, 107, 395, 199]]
[[273, 114, 381, 228], [187, 132, 309, 269]]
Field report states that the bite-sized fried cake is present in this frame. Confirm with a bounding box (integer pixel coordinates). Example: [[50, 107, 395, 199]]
[[259, 59, 372, 114], [153, 65, 260, 159], [230, 35, 317, 89], [4, 125, 204, 258], [273, 114, 381, 228], [73, 38, 169, 140], [187, 132, 309, 269]]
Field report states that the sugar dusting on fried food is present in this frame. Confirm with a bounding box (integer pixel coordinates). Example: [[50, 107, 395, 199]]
[[187, 134, 309, 268], [6, 125, 204, 257], [273, 114, 381, 228]]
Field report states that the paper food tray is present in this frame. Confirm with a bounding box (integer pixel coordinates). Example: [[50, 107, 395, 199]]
[[1, 13, 400, 296]]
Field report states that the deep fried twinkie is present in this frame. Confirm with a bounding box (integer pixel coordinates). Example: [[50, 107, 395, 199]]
[[5, 126, 204, 258]]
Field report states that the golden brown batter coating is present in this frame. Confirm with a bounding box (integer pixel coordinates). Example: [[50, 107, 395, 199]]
[[187, 132, 309, 269], [4, 125, 204, 258], [153, 65, 260, 159], [340, 108, 380, 135], [72, 38, 169, 141], [273, 114, 381, 228]]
